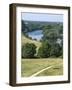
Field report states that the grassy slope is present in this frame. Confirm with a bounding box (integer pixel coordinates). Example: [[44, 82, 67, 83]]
[[21, 34, 41, 51], [21, 58, 63, 77]]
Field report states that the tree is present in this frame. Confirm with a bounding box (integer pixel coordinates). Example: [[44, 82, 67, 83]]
[[42, 23, 63, 46], [42, 30, 59, 45], [37, 41, 51, 58], [22, 43, 36, 58], [50, 43, 62, 57]]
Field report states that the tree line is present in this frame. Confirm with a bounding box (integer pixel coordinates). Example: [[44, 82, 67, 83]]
[[22, 41, 63, 58]]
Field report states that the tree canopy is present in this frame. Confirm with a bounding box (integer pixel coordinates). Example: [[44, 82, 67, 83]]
[[22, 43, 36, 58]]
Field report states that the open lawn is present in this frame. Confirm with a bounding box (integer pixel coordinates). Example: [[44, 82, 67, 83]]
[[21, 58, 63, 77]]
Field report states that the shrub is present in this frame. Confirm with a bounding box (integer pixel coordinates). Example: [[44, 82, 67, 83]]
[[37, 41, 51, 58], [22, 43, 36, 58], [50, 43, 62, 57]]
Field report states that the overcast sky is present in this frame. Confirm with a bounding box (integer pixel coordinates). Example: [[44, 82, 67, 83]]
[[21, 12, 63, 22]]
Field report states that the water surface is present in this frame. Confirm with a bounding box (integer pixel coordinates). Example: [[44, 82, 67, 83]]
[[27, 30, 43, 41]]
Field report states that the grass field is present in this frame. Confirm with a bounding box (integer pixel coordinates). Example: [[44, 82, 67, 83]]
[[21, 58, 63, 77]]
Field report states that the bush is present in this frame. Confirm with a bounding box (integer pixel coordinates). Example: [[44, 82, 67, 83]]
[[22, 43, 36, 58], [50, 43, 62, 57], [37, 41, 51, 58]]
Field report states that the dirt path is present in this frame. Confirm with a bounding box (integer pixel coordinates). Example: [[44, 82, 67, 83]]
[[30, 66, 53, 77]]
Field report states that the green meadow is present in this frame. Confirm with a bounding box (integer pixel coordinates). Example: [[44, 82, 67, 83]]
[[21, 58, 63, 77]]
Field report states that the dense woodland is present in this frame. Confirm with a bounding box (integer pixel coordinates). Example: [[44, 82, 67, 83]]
[[22, 20, 63, 58]]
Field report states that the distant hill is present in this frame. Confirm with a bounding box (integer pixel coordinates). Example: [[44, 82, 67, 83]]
[[23, 20, 63, 25], [22, 20, 63, 34]]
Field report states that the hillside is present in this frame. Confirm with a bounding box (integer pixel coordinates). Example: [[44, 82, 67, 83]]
[[21, 34, 41, 51]]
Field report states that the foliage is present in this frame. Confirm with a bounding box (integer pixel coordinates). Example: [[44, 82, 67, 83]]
[[37, 41, 63, 58], [22, 20, 63, 58], [37, 41, 51, 58], [22, 43, 36, 58], [50, 43, 62, 57]]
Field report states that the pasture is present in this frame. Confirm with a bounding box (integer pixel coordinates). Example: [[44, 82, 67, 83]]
[[21, 58, 63, 77]]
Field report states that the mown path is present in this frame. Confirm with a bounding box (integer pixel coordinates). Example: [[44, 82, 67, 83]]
[[30, 62, 63, 77], [30, 66, 53, 77]]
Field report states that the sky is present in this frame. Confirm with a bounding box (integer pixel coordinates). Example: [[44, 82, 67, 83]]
[[21, 12, 63, 22]]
